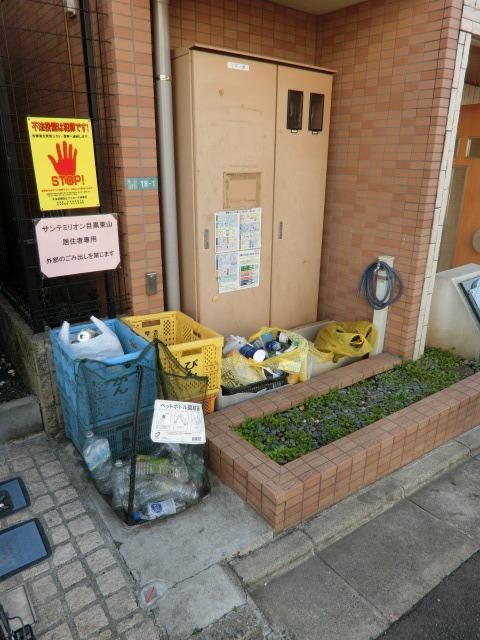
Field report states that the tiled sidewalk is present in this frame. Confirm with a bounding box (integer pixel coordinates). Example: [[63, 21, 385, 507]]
[[0, 434, 160, 640]]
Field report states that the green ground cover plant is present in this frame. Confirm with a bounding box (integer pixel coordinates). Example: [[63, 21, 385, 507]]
[[236, 348, 480, 464]]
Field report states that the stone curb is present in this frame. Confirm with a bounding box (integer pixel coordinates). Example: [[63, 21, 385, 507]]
[[230, 530, 314, 590], [190, 605, 264, 640], [0, 394, 43, 444], [230, 425, 480, 588]]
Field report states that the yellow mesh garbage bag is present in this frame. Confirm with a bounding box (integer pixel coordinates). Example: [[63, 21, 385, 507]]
[[314, 321, 378, 358], [248, 327, 310, 381]]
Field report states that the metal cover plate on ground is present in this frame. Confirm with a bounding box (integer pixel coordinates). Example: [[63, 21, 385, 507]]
[[0, 519, 51, 580], [0, 477, 30, 519]]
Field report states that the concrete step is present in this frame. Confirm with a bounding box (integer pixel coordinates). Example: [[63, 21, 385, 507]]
[[0, 395, 43, 444]]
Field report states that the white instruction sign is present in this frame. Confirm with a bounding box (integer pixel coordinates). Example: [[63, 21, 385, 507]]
[[35, 213, 120, 278], [150, 400, 206, 444], [215, 208, 261, 254], [214, 208, 261, 294], [239, 209, 262, 250], [215, 210, 239, 253], [216, 251, 239, 294]]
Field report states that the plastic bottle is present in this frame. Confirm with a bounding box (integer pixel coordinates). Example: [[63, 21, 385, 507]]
[[135, 476, 178, 505], [82, 430, 113, 495], [168, 483, 200, 505], [223, 335, 247, 357], [132, 475, 200, 511], [135, 456, 190, 483], [132, 497, 186, 522], [111, 460, 126, 510]]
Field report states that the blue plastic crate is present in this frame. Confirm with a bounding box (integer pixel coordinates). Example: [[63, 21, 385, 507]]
[[50, 319, 157, 452], [94, 406, 158, 459]]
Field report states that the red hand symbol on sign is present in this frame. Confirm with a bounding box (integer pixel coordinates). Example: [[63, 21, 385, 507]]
[[47, 141, 77, 176]]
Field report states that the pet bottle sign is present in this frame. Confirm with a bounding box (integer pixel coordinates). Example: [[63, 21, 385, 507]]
[[150, 400, 205, 445]]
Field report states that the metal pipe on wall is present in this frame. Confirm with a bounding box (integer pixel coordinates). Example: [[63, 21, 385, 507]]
[[152, 0, 181, 311]]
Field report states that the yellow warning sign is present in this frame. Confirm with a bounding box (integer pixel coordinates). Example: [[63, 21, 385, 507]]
[[27, 116, 100, 211]]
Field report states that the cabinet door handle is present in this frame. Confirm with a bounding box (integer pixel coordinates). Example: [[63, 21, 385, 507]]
[[203, 229, 209, 249], [278, 221, 283, 240]]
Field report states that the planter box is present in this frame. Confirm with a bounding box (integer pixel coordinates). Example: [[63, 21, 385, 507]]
[[204, 353, 480, 532]]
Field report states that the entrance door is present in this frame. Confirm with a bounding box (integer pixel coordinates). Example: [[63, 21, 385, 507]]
[[440, 104, 480, 270]]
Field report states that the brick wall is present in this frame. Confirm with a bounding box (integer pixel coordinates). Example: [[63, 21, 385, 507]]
[[315, 0, 464, 358], [169, 0, 317, 63], [206, 352, 480, 531], [1, 0, 471, 354], [166, 0, 469, 359], [0, 0, 164, 316], [100, 0, 165, 314]]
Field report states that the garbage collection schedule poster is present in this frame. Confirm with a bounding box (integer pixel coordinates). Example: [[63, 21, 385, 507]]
[[216, 252, 239, 294], [239, 208, 262, 250], [214, 208, 261, 293], [34, 213, 120, 278], [215, 210, 239, 253], [239, 249, 260, 289], [150, 400, 206, 444], [27, 116, 100, 211], [214, 208, 261, 253]]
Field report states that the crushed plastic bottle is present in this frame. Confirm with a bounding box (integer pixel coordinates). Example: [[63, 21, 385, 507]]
[[132, 497, 186, 522], [135, 455, 189, 483], [167, 483, 200, 505], [82, 430, 113, 495]]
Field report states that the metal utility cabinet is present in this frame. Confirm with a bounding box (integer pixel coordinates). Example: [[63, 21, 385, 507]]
[[173, 45, 333, 337]]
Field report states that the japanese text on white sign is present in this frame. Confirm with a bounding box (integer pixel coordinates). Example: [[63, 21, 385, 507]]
[[150, 400, 206, 445], [35, 214, 120, 278]]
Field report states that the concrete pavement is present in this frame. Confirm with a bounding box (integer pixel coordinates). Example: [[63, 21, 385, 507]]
[[3, 424, 480, 639], [250, 454, 480, 640], [379, 549, 480, 639]]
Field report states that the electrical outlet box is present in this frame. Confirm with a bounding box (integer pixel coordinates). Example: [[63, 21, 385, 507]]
[[146, 272, 157, 295]]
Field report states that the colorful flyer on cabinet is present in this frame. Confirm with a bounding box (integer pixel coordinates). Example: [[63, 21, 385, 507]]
[[216, 252, 239, 294], [239, 208, 261, 250], [239, 249, 260, 289], [215, 211, 239, 253]]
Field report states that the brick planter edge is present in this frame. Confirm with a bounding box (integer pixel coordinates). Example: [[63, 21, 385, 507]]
[[205, 353, 480, 532]]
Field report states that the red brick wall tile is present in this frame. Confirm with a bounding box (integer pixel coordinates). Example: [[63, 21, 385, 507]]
[[169, 0, 318, 64], [315, 0, 461, 358], [100, 0, 165, 313]]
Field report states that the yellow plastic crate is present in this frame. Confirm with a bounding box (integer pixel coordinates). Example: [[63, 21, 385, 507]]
[[121, 311, 223, 395], [203, 392, 217, 415]]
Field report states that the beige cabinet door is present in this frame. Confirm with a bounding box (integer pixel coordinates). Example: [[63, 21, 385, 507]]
[[192, 50, 277, 337], [270, 66, 332, 329]]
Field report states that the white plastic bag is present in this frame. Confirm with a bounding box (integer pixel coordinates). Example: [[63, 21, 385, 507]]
[[59, 316, 124, 361], [222, 335, 247, 357]]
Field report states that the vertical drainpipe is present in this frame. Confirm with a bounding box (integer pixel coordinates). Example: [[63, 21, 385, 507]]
[[152, 0, 181, 310]]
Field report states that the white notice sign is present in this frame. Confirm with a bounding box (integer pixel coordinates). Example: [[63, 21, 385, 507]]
[[35, 213, 120, 278], [227, 62, 249, 71], [150, 400, 206, 445]]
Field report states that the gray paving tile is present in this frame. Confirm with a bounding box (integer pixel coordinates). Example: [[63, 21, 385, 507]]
[[319, 501, 478, 618], [153, 565, 246, 640], [409, 458, 480, 541], [253, 556, 387, 640], [119, 475, 272, 586]]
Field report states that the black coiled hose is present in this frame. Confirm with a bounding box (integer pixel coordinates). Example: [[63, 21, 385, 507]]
[[357, 261, 403, 310]]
